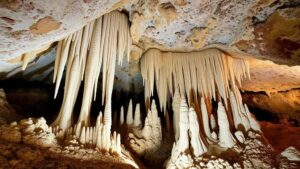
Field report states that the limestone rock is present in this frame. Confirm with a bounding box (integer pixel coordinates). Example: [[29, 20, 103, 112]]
[[281, 147, 300, 162]]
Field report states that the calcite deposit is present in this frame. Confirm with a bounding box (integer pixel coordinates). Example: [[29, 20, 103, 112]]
[[0, 0, 299, 169]]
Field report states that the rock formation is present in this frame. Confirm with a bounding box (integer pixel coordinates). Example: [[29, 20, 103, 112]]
[[140, 48, 250, 111], [0, 1, 299, 168], [217, 102, 236, 148]]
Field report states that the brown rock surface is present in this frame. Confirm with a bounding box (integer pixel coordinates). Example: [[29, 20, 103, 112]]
[[30, 17, 61, 35], [242, 89, 300, 122], [0, 89, 22, 125], [0, 140, 136, 169], [241, 59, 300, 93], [260, 121, 300, 152], [235, 7, 300, 65]]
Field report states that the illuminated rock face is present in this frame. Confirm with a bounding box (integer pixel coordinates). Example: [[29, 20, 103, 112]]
[[0, 1, 299, 168]]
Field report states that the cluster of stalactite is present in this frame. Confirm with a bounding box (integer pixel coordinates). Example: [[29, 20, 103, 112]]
[[140, 48, 250, 112], [51, 11, 131, 153]]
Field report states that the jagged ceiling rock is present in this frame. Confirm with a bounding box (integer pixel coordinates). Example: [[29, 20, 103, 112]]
[[242, 89, 300, 123], [241, 59, 300, 93], [234, 6, 300, 65], [0, 0, 125, 60], [126, 0, 300, 65], [1, 0, 299, 65]]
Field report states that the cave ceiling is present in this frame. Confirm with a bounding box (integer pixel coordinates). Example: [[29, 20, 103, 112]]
[[0, 0, 299, 93]]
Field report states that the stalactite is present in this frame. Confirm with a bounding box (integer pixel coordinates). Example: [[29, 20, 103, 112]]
[[200, 97, 211, 138], [165, 111, 172, 132], [172, 89, 181, 141], [49, 11, 130, 155], [52, 11, 130, 136], [54, 36, 72, 98], [140, 48, 250, 111]]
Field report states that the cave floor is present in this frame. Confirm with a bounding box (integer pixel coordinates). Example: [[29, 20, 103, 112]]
[[0, 139, 136, 169], [260, 121, 300, 152]]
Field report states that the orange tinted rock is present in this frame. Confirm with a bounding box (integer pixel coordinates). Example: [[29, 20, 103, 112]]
[[260, 121, 300, 152], [30, 16, 61, 35], [235, 8, 300, 65]]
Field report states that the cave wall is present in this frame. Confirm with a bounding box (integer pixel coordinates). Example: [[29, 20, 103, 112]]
[[243, 89, 300, 123]]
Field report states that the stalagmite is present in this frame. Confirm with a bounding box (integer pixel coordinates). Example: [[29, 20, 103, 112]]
[[93, 126, 97, 145], [229, 91, 243, 129], [128, 99, 163, 159], [133, 104, 141, 127], [234, 131, 245, 143], [201, 97, 211, 138], [126, 99, 133, 125], [96, 124, 103, 147], [80, 126, 86, 144], [167, 99, 212, 168], [111, 131, 117, 152], [177, 99, 190, 152], [142, 100, 162, 141], [210, 114, 216, 130], [240, 106, 251, 131], [217, 102, 236, 148], [120, 106, 124, 126], [75, 121, 82, 138], [211, 131, 218, 140], [116, 133, 121, 154], [96, 112, 102, 130], [189, 107, 207, 156], [86, 127, 90, 144]]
